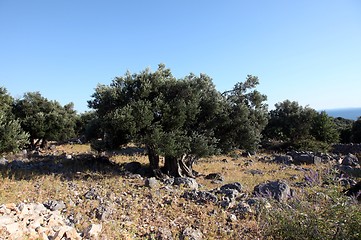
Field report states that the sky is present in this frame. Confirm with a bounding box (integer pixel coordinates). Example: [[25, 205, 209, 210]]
[[1, 0, 360, 113]]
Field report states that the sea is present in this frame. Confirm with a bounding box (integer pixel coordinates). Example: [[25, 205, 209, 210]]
[[322, 108, 361, 120]]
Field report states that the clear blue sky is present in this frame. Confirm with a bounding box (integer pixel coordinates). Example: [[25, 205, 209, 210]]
[[1, 0, 360, 113]]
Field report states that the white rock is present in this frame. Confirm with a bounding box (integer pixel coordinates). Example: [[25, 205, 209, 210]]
[[3, 222, 22, 238], [84, 223, 103, 239], [0, 215, 15, 225]]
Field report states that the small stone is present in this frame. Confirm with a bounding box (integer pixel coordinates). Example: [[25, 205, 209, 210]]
[[254, 180, 292, 201], [156, 227, 173, 240], [273, 155, 293, 164], [205, 173, 224, 182], [43, 200, 66, 211], [235, 202, 253, 216], [0, 157, 8, 166], [64, 226, 82, 240], [181, 227, 203, 240], [220, 182, 243, 192], [84, 188, 99, 200], [5, 203, 17, 211], [220, 198, 235, 209], [342, 154, 360, 167], [182, 190, 218, 204], [95, 205, 110, 220], [174, 177, 198, 190], [228, 214, 237, 222], [145, 177, 159, 188], [0, 215, 15, 225], [83, 223, 102, 239], [222, 158, 228, 163], [2, 222, 22, 238], [163, 177, 175, 185]]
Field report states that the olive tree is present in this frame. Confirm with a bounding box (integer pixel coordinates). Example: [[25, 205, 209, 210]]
[[88, 64, 268, 177], [264, 100, 339, 151], [0, 87, 29, 154], [13, 92, 77, 148], [351, 117, 361, 143]]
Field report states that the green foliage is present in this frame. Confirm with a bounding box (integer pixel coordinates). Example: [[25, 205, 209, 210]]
[[333, 117, 354, 143], [218, 75, 268, 152], [311, 111, 339, 144], [0, 87, 29, 154], [76, 111, 103, 142], [89, 65, 226, 157], [89, 64, 268, 175], [13, 92, 77, 147], [0, 113, 29, 154], [351, 117, 361, 143], [261, 188, 361, 240], [264, 100, 317, 142], [264, 100, 339, 151], [0, 87, 14, 116]]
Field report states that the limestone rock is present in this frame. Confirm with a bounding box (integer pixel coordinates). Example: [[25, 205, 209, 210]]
[[220, 182, 243, 193], [291, 152, 322, 165], [342, 154, 360, 167], [84, 223, 102, 239], [205, 173, 224, 182], [174, 177, 198, 190], [273, 155, 293, 164], [182, 190, 218, 204], [181, 227, 203, 240], [254, 180, 292, 201], [43, 200, 66, 211], [0, 202, 83, 240], [145, 177, 159, 189]]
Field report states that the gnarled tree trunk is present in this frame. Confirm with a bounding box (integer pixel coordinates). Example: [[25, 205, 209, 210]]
[[164, 154, 197, 178], [147, 145, 198, 178]]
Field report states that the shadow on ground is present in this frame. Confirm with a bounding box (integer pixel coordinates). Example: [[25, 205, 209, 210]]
[[0, 147, 149, 181]]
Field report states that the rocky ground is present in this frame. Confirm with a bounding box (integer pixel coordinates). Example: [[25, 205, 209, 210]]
[[0, 144, 360, 239]]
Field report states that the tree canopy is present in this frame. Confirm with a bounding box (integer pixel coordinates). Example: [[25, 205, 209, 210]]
[[13, 92, 78, 148], [263, 100, 339, 151], [351, 117, 361, 143], [88, 64, 268, 177], [0, 87, 29, 154]]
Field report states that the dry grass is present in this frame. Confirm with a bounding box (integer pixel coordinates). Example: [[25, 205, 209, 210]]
[[54, 143, 92, 154], [0, 144, 360, 239]]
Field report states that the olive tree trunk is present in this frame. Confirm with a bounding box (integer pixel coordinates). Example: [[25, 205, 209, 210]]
[[147, 145, 159, 170], [147, 145, 198, 178], [164, 154, 197, 178]]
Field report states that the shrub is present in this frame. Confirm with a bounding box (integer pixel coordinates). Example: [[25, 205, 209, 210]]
[[261, 187, 361, 239], [0, 111, 29, 154]]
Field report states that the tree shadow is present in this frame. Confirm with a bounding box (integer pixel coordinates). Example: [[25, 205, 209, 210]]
[[0, 153, 127, 181]]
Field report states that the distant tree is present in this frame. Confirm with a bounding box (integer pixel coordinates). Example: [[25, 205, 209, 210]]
[[333, 117, 354, 143], [0, 87, 14, 116], [311, 111, 339, 144], [0, 111, 29, 154], [89, 64, 268, 177], [264, 100, 317, 143], [13, 92, 77, 148], [76, 111, 102, 142], [351, 117, 361, 143], [263, 100, 339, 151], [0, 87, 29, 154]]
